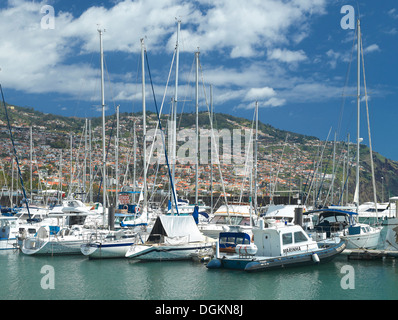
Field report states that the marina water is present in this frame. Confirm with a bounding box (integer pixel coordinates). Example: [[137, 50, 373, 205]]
[[1, 226, 397, 300]]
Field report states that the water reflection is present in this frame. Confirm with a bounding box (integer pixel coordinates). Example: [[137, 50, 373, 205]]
[[1, 251, 398, 300]]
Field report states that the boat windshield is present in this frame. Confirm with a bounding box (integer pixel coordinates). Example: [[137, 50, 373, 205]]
[[209, 215, 251, 226], [318, 212, 349, 224], [115, 214, 141, 224]]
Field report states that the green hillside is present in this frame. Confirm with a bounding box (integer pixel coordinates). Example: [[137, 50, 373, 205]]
[[0, 104, 396, 205]]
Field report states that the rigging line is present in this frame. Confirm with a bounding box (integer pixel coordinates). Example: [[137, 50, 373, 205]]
[[96, 112, 117, 202], [69, 124, 86, 195], [177, 55, 195, 131], [270, 133, 289, 203], [144, 49, 179, 215], [303, 127, 332, 206], [0, 85, 31, 221], [122, 56, 141, 186], [322, 144, 346, 207], [238, 110, 256, 203], [361, 34, 378, 215], [103, 55, 119, 114], [336, 27, 357, 141], [314, 147, 333, 208], [198, 60, 230, 218], [143, 48, 176, 187]]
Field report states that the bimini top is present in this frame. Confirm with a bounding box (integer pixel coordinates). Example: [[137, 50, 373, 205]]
[[303, 208, 358, 216], [148, 215, 205, 243]]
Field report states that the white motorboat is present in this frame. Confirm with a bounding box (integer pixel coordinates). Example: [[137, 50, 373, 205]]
[[198, 203, 257, 239], [306, 208, 382, 249], [207, 219, 346, 272], [125, 215, 216, 261], [356, 201, 396, 220], [262, 204, 314, 230]]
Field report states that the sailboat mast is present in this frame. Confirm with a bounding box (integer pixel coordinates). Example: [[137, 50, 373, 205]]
[[30, 126, 32, 201], [89, 119, 93, 203], [98, 28, 107, 218], [195, 50, 199, 205], [141, 38, 147, 213], [116, 105, 119, 208], [210, 85, 214, 216], [254, 101, 258, 215], [355, 18, 361, 212], [171, 20, 180, 214]]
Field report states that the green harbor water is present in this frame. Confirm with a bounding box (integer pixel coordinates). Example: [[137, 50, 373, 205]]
[[1, 245, 397, 300]]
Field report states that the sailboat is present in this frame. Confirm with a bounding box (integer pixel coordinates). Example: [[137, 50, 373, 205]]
[[125, 215, 215, 260], [306, 19, 382, 250], [81, 39, 154, 259], [198, 102, 260, 238]]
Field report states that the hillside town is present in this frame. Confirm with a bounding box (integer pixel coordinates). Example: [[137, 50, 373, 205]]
[[0, 105, 373, 209]]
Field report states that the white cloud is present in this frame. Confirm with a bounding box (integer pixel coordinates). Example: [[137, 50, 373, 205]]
[[245, 87, 276, 101], [364, 44, 380, 54], [268, 48, 307, 63], [388, 8, 398, 19], [0, 0, 331, 111], [177, 0, 326, 57]]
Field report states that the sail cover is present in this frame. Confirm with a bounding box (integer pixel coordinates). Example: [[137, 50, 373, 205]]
[[148, 215, 204, 242]]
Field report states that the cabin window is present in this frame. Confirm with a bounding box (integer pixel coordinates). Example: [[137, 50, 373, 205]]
[[210, 216, 227, 224], [220, 236, 228, 244], [294, 231, 308, 243], [282, 233, 293, 245]]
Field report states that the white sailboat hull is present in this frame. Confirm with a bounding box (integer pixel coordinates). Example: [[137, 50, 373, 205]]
[[341, 227, 382, 249], [81, 240, 135, 259], [125, 242, 214, 261], [21, 237, 85, 255]]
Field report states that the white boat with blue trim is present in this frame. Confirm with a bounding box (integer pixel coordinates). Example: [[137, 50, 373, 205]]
[[21, 225, 107, 255], [125, 215, 216, 261], [80, 230, 147, 259], [305, 208, 382, 249], [207, 219, 345, 272]]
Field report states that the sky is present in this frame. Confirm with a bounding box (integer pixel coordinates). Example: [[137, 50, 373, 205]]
[[0, 0, 397, 161]]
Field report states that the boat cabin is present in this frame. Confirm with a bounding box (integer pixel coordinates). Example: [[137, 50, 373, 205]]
[[219, 232, 251, 253], [309, 209, 358, 237], [0, 216, 17, 240], [252, 222, 318, 257], [208, 204, 255, 226]]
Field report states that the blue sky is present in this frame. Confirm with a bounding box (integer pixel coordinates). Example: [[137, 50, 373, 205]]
[[0, 0, 397, 161]]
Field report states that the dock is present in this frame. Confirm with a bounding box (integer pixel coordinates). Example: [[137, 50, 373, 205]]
[[343, 249, 398, 260]]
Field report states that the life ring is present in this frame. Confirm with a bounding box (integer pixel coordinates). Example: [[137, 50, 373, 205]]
[[136, 207, 140, 213]]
